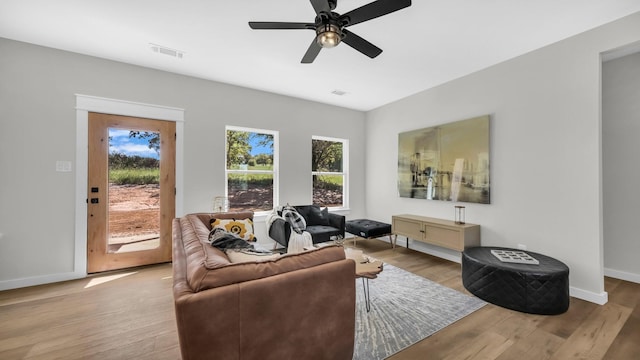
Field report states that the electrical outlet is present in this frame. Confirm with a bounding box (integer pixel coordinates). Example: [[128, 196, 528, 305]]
[[517, 244, 527, 250]]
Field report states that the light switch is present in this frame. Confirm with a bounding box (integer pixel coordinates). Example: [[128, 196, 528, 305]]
[[56, 161, 72, 172]]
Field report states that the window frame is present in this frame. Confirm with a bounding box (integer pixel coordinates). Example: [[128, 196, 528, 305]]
[[311, 135, 349, 209], [225, 125, 279, 215]]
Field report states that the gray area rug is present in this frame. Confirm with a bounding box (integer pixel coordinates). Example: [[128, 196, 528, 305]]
[[354, 265, 486, 360]]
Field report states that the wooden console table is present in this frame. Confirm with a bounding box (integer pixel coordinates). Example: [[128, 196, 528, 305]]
[[391, 214, 480, 251]]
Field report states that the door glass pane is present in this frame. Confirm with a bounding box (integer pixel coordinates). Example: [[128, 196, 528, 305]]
[[107, 129, 160, 253]]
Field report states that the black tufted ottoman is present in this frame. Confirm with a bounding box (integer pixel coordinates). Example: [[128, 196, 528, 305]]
[[462, 247, 570, 315], [346, 219, 393, 247]]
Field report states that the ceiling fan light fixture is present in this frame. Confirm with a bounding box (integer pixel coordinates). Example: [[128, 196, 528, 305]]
[[316, 24, 342, 48]]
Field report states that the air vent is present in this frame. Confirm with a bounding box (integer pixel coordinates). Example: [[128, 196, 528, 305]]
[[331, 89, 347, 96], [150, 43, 184, 59]]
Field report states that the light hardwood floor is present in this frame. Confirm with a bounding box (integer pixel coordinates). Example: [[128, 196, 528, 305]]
[[1, 239, 638, 359]]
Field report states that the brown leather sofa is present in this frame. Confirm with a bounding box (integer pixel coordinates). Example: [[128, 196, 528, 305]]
[[172, 212, 356, 360]]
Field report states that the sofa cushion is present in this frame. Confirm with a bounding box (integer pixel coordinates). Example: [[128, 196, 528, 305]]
[[201, 242, 232, 269], [295, 205, 330, 226], [226, 250, 281, 263], [211, 218, 256, 241]]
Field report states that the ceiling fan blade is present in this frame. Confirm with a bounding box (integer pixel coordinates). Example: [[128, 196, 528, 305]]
[[310, 0, 331, 15], [248, 22, 315, 30], [301, 38, 322, 63], [340, 0, 411, 27], [342, 29, 382, 58]]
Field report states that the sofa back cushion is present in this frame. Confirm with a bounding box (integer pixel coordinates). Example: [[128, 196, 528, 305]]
[[193, 245, 347, 291], [295, 205, 330, 226]]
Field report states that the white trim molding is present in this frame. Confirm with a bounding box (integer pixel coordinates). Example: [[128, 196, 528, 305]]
[[76, 94, 185, 122], [74, 94, 185, 279], [570, 287, 609, 305], [605, 268, 640, 284], [0, 272, 86, 292]]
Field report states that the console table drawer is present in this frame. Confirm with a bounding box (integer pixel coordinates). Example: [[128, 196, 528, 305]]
[[425, 225, 464, 251], [392, 217, 423, 240]]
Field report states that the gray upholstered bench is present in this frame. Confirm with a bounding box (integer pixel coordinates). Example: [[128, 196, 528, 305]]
[[345, 219, 393, 247], [462, 246, 570, 315]]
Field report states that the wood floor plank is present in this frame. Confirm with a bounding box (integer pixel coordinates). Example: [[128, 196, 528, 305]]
[[549, 302, 632, 360], [607, 279, 640, 309], [602, 309, 640, 360], [1, 238, 639, 360], [494, 328, 564, 360], [537, 297, 598, 340], [442, 332, 513, 360]]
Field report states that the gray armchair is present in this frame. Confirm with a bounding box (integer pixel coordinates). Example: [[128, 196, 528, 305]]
[[269, 205, 345, 247]]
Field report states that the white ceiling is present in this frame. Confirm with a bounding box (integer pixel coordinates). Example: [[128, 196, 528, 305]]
[[2, 0, 640, 111]]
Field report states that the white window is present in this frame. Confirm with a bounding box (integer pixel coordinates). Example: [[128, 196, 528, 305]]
[[312, 136, 348, 208], [226, 126, 278, 213]]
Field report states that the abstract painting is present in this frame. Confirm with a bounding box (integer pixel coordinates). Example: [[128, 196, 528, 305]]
[[398, 115, 490, 204]]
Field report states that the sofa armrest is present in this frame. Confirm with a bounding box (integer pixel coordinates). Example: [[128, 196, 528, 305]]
[[268, 217, 291, 247], [328, 212, 346, 238]]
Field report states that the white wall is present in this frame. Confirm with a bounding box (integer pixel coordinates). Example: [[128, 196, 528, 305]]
[[0, 38, 366, 289], [365, 12, 640, 304], [602, 51, 640, 284]]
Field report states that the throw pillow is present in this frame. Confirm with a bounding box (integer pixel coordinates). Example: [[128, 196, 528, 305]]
[[321, 207, 330, 225], [296, 205, 330, 226], [211, 218, 257, 242], [282, 207, 306, 234]]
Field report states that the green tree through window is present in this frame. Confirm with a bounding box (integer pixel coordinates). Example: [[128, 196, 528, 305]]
[[226, 127, 277, 212], [312, 137, 348, 208]]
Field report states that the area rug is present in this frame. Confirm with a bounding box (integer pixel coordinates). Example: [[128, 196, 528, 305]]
[[354, 265, 486, 360]]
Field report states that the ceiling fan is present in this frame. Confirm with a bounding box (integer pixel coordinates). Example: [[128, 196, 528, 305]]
[[248, 0, 412, 63]]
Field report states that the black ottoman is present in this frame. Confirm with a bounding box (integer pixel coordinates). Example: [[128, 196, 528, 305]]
[[462, 247, 570, 315], [346, 219, 393, 247]]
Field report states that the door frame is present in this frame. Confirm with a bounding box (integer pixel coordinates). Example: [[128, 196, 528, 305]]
[[75, 94, 184, 277]]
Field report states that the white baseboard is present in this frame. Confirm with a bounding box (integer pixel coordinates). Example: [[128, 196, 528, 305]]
[[604, 268, 640, 284], [0, 271, 86, 291], [377, 236, 462, 263], [569, 286, 608, 305]]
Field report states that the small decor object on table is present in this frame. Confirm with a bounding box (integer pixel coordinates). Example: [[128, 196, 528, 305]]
[[213, 196, 228, 213], [490, 249, 539, 265], [333, 234, 345, 247], [454, 205, 465, 224]]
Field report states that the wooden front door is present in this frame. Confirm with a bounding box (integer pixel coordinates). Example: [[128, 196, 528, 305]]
[[87, 112, 175, 273]]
